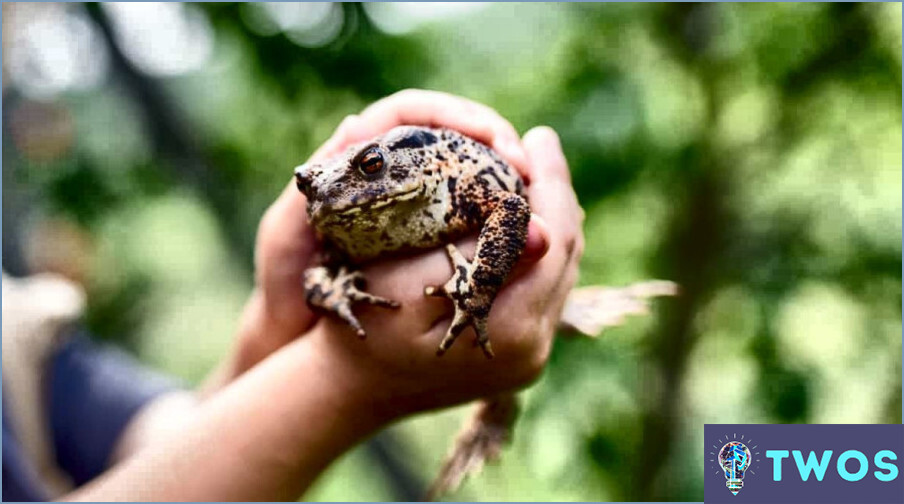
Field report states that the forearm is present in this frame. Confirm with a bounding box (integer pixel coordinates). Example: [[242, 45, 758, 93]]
[[65, 329, 387, 502], [112, 290, 313, 464], [109, 391, 198, 465]]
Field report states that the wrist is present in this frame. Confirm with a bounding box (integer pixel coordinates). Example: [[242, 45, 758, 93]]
[[244, 332, 393, 489], [201, 331, 393, 498], [303, 322, 410, 427], [70, 329, 394, 501], [302, 319, 478, 425]]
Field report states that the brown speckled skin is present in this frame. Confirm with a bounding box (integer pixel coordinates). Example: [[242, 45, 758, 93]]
[[294, 126, 530, 357]]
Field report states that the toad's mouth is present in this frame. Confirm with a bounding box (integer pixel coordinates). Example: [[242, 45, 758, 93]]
[[312, 186, 422, 223]]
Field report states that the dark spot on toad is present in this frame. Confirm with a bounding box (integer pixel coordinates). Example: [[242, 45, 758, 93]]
[[389, 167, 408, 181], [389, 129, 438, 151], [477, 167, 508, 190]]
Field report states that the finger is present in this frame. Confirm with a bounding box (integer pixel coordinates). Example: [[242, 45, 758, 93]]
[[304, 91, 531, 182], [522, 125, 571, 185], [354, 90, 530, 178], [256, 180, 318, 272], [498, 221, 581, 323], [546, 236, 583, 319], [256, 182, 315, 265], [309, 114, 362, 162], [255, 182, 320, 330], [360, 90, 518, 144], [356, 242, 466, 343], [491, 127, 584, 327], [522, 127, 582, 240], [356, 212, 548, 337], [508, 214, 550, 278]]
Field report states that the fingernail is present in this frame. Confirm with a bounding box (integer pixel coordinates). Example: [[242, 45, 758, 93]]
[[522, 213, 550, 262], [337, 114, 360, 134], [535, 126, 561, 147]]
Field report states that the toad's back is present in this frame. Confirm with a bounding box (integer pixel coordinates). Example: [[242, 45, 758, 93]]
[[292, 123, 676, 499], [294, 126, 525, 263]]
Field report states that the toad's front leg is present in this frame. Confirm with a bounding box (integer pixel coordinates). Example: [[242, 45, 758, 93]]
[[426, 193, 531, 358], [304, 266, 399, 338]]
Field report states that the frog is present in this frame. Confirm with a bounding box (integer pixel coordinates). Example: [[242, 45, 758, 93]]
[[293, 125, 677, 497], [293, 125, 529, 359]]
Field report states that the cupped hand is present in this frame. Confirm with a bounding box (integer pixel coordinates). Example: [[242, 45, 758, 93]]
[[228, 90, 534, 379], [307, 126, 585, 417]]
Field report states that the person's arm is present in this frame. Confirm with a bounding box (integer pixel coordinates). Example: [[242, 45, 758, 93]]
[[65, 123, 580, 501], [67, 331, 381, 501], [74, 91, 583, 501], [204, 90, 533, 393], [107, 90, 534, 464]]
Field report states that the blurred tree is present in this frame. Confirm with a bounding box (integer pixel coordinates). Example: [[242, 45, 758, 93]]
[[1, 2, 899, 501]]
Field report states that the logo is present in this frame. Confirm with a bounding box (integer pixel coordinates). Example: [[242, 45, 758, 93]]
[[703, 424, 903, 504], [708, 433, 760, 495]]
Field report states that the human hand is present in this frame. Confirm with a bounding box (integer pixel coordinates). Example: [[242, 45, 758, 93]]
[[214, 90, 535, 386], [305, 125, 585, 418], [98, 96, 582, 503]]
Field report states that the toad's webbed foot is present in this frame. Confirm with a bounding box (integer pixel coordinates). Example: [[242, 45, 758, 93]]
[[425, 243, 496, 358], [425, 193, 530, 359], [304, 266, 399, 339]]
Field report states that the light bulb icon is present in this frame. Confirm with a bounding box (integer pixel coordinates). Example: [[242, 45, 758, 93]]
[[718, 441, 751, 495]]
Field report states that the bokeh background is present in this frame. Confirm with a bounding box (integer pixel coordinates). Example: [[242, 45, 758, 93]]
[[2, 2, 901, 501]]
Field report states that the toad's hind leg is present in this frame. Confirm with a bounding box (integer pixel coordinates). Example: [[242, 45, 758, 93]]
[[304, 266, 399, 338], [428, 394, 520, 499], [425, 193, 530, 358]]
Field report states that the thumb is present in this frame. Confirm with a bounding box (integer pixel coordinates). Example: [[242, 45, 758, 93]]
[[505, 213, 550, 282], [522, 126, 571, 185], [521, 213, 550, 263]]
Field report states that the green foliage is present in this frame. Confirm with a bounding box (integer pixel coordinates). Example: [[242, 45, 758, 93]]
[[3, 2, 900, 501]]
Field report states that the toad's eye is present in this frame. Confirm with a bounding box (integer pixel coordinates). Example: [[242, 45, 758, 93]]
[[358, 148, 385, 176]]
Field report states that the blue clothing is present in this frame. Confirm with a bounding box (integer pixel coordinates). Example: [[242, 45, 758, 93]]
[[2, 413, 46, 502], [2, 332, 176, 501]]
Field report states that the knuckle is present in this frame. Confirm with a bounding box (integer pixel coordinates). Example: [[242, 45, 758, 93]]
[[257, 204, 281, 240], [391, 88, 430, 104], [574, 233, 586, 259], [516, 339, 552, 387], [504, 316, 553, 386], [336, 114, 359, 132], [564, 234, 578, 256], [391, 88, 417, 100], [527, 125, 560, 146], [536, 125, 559, 139]]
